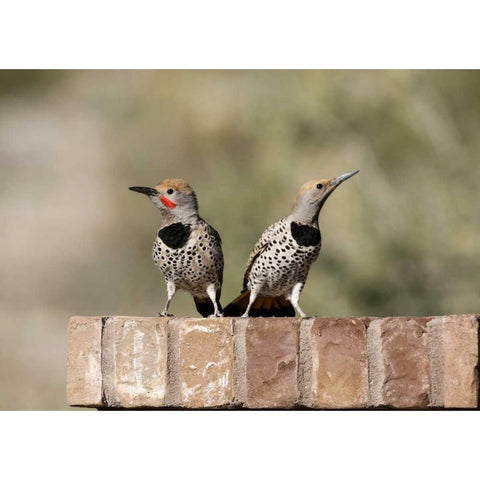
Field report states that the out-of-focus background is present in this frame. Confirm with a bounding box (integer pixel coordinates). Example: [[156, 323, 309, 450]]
[[0, 70, 479, 409]]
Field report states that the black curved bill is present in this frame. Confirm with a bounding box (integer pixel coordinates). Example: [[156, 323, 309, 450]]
[[129, 186, 158, 196]]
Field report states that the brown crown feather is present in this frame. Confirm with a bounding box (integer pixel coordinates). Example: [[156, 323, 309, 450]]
[[154, 178, 194, 194]]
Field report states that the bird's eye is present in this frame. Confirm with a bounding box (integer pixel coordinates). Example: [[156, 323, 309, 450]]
[[316, 183, 323, 189], [167, 188, 174, 195]]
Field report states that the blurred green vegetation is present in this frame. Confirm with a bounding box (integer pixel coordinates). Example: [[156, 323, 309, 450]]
[[0, 70, 64, 97], [0, 70, 479, 409]]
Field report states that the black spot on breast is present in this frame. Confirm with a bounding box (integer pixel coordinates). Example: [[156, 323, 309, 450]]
[[158, 223, 191, 249], [290, 222, 321, 247]]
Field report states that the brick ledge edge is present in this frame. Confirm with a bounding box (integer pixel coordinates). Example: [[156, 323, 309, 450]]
[[67, 314, 480, 409]]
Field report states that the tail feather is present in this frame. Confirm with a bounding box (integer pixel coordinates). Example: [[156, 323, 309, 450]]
[[221, 291, 250, 317], [262, 297, 273, 312], [223, 291, 295, 317], [194, 297, 223, 318]]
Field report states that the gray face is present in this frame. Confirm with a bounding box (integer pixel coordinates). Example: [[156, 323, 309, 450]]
[[289, 170, 359, 224], [160, 188, 197, 209], [301, 183, 330, 206], [129, 185, 199, 223]]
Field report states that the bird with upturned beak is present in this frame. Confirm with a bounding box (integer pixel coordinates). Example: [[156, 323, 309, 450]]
[[224, 170, 359, 318], [129, 179, 224, 317]]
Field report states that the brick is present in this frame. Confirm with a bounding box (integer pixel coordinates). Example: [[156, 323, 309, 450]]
[[299, 317, 370, 409], [368, 317, 430, 408], [102, 317, 168, 408], [241, 317, 300, 408], [67, 316, 104, 407], [428, 314, 479, 408], [168, 318, 234, 408], [67, 313, 479, 410], [233, 318, 248, 405]]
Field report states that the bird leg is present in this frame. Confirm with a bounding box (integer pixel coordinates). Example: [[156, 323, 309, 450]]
[[206, 283, 223, 317], [159, 280, 176, 317], [241, 286, 261, 318], [287, 282, 307, 318]]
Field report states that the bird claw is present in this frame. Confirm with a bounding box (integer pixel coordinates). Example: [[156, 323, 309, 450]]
[[158, 311, 174, 317], [208, 313, 224, 318]]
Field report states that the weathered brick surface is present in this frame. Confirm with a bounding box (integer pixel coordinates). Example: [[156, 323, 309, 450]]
[[170, 318, 234, 408], [428, 314, 479, 408], [242, 318, 300, 408], [368, 317, 430, 408], [67, 313, 480, 409], [300, 317, 370, 408], [233, 318, 249, 405], [67, 316, 104, 407], [102, 317, 168, 408]]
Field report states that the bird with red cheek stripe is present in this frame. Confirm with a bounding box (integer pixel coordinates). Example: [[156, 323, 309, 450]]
[[129, 179, 224, 317]]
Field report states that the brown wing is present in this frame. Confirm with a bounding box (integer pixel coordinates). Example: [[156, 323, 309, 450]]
[[241, 219, 284, 291], [242, 242, 269, 291], [204, 220, 224, 301]]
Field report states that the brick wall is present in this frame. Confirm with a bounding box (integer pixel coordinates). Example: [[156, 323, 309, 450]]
[[67, 314, 479, 409]]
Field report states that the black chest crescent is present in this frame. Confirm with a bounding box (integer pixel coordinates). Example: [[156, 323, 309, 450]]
[[290, 222, 321, 247], [158, 223, 192, 249]]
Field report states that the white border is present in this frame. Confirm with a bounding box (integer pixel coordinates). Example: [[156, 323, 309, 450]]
[[1, 412, 479, 479], [1, 1, 479, 67]]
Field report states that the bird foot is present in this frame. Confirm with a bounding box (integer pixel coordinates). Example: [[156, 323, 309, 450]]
[[158, 311, 174, 317], [208, 313, 224, 318]]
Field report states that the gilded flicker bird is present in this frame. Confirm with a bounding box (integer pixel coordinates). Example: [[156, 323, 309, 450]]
[[224, 170, 359, 318], [129, 179, 224, 317]]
